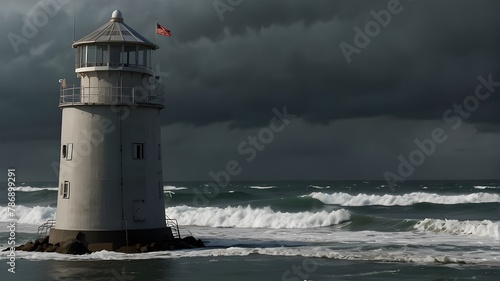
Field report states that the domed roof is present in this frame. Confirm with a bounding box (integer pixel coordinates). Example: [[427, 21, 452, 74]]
[[72, 10, 157, 49]]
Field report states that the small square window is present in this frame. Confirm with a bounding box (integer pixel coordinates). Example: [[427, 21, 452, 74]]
[[133, 143, 145, 159]]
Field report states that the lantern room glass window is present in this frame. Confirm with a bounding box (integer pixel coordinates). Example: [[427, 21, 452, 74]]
[[76, 44, 154, 69], [96, 44, 108, 66], [110, 45, 122, 66]]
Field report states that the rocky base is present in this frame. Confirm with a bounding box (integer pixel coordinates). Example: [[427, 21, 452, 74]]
[[3, 236, 204, 255]]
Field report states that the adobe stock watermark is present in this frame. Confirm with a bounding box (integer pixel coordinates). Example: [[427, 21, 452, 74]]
[[281, 257, 320, 281], [6, 169, 17, 274], [7, 0, 71, 54], [213, 0, 244, 22], [384, 74, 500, 190], [339, 0, 412, 64], [192, 106, 296, 206]]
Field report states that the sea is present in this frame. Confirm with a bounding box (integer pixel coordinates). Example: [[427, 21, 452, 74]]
[[0, 180, 499, 281]]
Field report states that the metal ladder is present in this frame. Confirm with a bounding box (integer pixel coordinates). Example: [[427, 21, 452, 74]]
[[37, 220, 56, 239], [165, 215, 182, 239]]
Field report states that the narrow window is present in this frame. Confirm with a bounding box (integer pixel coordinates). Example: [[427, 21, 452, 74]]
[[63, 181, 70, 199], [62, 145, 67, 158], [67, 143, 73, 161], [133, 143, 145, 159]]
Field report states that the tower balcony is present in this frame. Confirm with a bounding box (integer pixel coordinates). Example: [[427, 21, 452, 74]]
[[59, 85, 165, 108]]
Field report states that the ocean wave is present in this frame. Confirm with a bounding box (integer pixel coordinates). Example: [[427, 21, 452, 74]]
[[163, 186, 187, 191], [0, 205, 56, 225], [165, 205, 350, 228], [248, 186, 276, 190], [1, 204, 350, 229], [13, 186, 58, 192], [415, 218, 500, 239], [308, 192, 500, 206], [2, 246, 485, 265], [308, 185, 330, 189], [474, 185, 499, 190]]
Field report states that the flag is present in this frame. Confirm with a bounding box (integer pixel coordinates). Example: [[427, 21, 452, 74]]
[[156, 23, 171, 37]]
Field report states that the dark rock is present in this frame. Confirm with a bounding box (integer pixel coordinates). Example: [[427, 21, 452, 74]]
[[16, 241, 35, 252], [38, 236, 49, 245], [115, 246, 139, 253], [140, 245, 150, 253], [45, 244, 59, 252], [55, 239, 90, 255], [173, 239, 192, 250], [35, 245, 44, 252], [183, 236, 197, 246], [134, 243, 142, 251], [195, 239, 205, 247], [182, 236, 205, 248]]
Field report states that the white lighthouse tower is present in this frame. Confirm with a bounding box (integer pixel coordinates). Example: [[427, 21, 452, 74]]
[[49, 10, 172, 251]]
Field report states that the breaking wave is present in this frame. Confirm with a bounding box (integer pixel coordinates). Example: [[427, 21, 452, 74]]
[[415, 218, 500, 239], [163, 186, 188, 191], [165, 205, 350, 228], [0, 205, 56, 225], [13, 186, 58, 192], [248, 186, 276, 190], [474, 186, 499, 190], [308, 192, 500, 206]]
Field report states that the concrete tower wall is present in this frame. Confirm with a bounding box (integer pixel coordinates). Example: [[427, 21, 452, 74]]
[[55, 106, 164, 231]]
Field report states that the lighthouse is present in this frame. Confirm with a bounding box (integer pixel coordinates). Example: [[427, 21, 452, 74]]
[[49, 10, 173, 251]]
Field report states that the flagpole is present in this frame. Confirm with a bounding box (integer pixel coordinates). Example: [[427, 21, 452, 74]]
[[153, 18, 158, 72]]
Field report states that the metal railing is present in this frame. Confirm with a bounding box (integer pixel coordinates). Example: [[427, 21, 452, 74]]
[[166, 215, 181, 239], [76, 62, 153, 71], [37, 220, 56, 239], [59, 85, 164, 107]]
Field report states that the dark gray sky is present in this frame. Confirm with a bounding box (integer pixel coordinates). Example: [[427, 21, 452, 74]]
[[1, 0, 500, 182]]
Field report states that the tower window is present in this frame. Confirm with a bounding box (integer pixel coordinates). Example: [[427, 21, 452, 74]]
[[62, 144, 73, 160], [63, 181, 70, 199], [67, 143, 73, 161], [133, 143, 145, 159]]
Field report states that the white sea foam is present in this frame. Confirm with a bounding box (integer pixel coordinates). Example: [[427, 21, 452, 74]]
[[308, 192, 500, 206], [474, 185, 499, 190], [14, 186, 58, 192], [0, 205, 56, 225], [248, 186, 276, 190], [163, 186, 188, 191], [165, 205, 350, 228], [3, 245, 493, 265], [415, 218, 500, 239], [308, 185, 330, 189]]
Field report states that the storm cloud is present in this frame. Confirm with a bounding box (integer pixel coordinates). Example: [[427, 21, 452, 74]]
[[1, 0, 499, 181]]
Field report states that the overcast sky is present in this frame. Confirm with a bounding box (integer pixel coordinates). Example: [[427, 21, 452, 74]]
[[1, 0, 500, 182]]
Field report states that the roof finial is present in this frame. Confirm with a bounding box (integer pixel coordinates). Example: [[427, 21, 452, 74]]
[[111, 10, 123, 22]]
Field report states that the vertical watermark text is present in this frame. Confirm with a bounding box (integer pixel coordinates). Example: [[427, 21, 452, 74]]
[[6, 169, 17, 274]]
